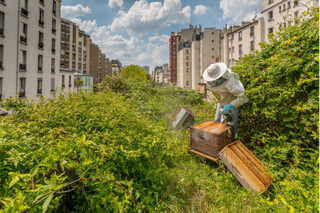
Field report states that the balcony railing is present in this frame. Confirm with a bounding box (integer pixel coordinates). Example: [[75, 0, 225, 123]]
[[39, 20, 44, 26], [38, 66, 42, 72], [20, 36, 27, 43], [21, 8, 29, 17], [52, 29, 56, 34], [52, 48, 56, 53], [19, 64, 26, 70], [38, 42, 44, 49]]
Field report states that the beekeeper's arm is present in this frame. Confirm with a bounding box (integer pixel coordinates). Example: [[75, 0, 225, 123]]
[[226, 77, 249, 108]]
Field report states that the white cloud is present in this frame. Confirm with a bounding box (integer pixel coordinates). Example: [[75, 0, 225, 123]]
[[109, 0, 123, 8], [194, 4, 209, 15], [61, 4, 91, 19], [71, 18, 98, 34], [110, 0, 191, 35], [220, 0, 260, 24]]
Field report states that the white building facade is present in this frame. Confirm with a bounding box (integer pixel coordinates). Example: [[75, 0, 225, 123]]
[[0, 0, 61, 99]]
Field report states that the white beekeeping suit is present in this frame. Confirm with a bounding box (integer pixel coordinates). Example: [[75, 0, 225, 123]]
[[203, 63, 248, 108], [203, 62, 248, 137]]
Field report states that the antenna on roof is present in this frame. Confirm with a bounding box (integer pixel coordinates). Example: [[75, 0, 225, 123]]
[[254, 8, 257, 20]]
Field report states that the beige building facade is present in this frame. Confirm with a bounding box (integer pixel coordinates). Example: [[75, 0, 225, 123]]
[[177, 42, 192, 89], [0, 0, 61, 99], [261, 0, 317, 41]]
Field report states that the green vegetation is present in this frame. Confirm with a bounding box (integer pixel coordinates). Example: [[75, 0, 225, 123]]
[[0, 9, 318, 213], [120, 65, 148, 82]]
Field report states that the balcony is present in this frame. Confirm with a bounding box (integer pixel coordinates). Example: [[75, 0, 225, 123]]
[[52, 48, 56, 54], [0, 28, 4, 36], [52, 29, 56, 34], [20, 36, 27, 43], [38, 66, 42, 72], [21, 8, 29, 17], [53, 9, 56, 16], [39, 20, 44, 27], [38, 42, 44, 49], [19, 64, 26, 71]]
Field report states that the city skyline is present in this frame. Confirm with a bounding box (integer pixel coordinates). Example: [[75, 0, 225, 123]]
[[61, 0, 262, 70]]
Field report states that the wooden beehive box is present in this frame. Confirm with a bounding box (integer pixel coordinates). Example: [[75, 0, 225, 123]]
[[190, 121, 234, 159], [218, 141, 273, 194]]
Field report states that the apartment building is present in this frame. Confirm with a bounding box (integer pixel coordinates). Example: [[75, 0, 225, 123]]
[[169, 32, 181, 85], [221, 18, 264, 67], [177, 42, 192, 89], [142, 66, 150, 74], [60, 18, 92, 91], [0, 0, 61, 99], [154, 64, 170, 85], [191, 28, 221, 90], [111, 59, 122, 76], [261, 0, 317, 41]]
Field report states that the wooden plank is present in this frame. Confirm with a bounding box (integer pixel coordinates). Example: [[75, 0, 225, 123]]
[[218, 141, 273, 194], [189, 148, 219, 162]]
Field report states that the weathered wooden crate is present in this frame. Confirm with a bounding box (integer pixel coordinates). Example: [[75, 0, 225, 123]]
[[190, 121, 234, 160], [218, 140, 273, 194], [172, 108, 194, 130]]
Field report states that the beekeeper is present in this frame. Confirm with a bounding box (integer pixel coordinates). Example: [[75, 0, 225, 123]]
[[203, 62, 248, 137]]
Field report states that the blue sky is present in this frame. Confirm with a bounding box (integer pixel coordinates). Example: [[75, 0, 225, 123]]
[[61, 0, 261, 72]]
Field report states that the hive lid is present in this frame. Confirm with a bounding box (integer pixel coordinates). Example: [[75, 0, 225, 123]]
[[192, 120, 231, 135]]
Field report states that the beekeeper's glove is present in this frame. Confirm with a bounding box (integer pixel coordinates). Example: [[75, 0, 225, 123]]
[[222, 103, 234, 115]]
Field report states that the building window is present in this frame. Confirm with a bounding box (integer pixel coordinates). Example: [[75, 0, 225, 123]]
[[288, 1, 291, 9], [52, 19, 56, 33], [279, 6, 282, 12], [268, 27, 273, 35], [212, 48, 214, 50], [250, 41, 254, 51], [62, 75, 65, 87], [37, 78, 42, 95], [0, 45, 3, 68], [0, 77, 2, 100], [294, 0, 298, 7], [231, 34, 234, 40], [186, 62, 189, 66], [268, 0, 273, 4], [20, 50, 27, 70], [39, 9, 44, 26], [268, 11, 273, 20], [239, 44, 242, 56], [232, 47, 234, 52], [186, 56, 189, 60], [238, 31, 242, 41], [186, 69, 189, 73], [39, 32, 44, 49], [211, 40, 214, 42], [51, 58, 55, 73], [250, 26, 254, 36], [186, 49, 189, 54], [52, 38, 56, 53], [23, 0, 28, 10], [38, 55, 43, 72], [294, 11, 299, 24], [69, 75, 72, 87], [283, 4, 286, 11], [51, 78, 55, 92], [0, 11, 4, 36], [19, 78, 26, 97], [284, 22, 287, 28], [39, 0, 44, 5], [53, 0, 57, 15]]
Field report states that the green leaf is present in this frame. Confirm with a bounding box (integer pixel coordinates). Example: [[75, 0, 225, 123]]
[[42, 193, 53, 213], [9, 176, 19, 188]]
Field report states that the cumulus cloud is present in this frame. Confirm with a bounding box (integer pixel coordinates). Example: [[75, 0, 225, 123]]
[[220, 0, 260, 24], [109, 0, 123, 8], [71, 18, 98, 34], [194, 4, 209, 15], [61, 4, 91, 19], [110, 0, 191, 35]]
